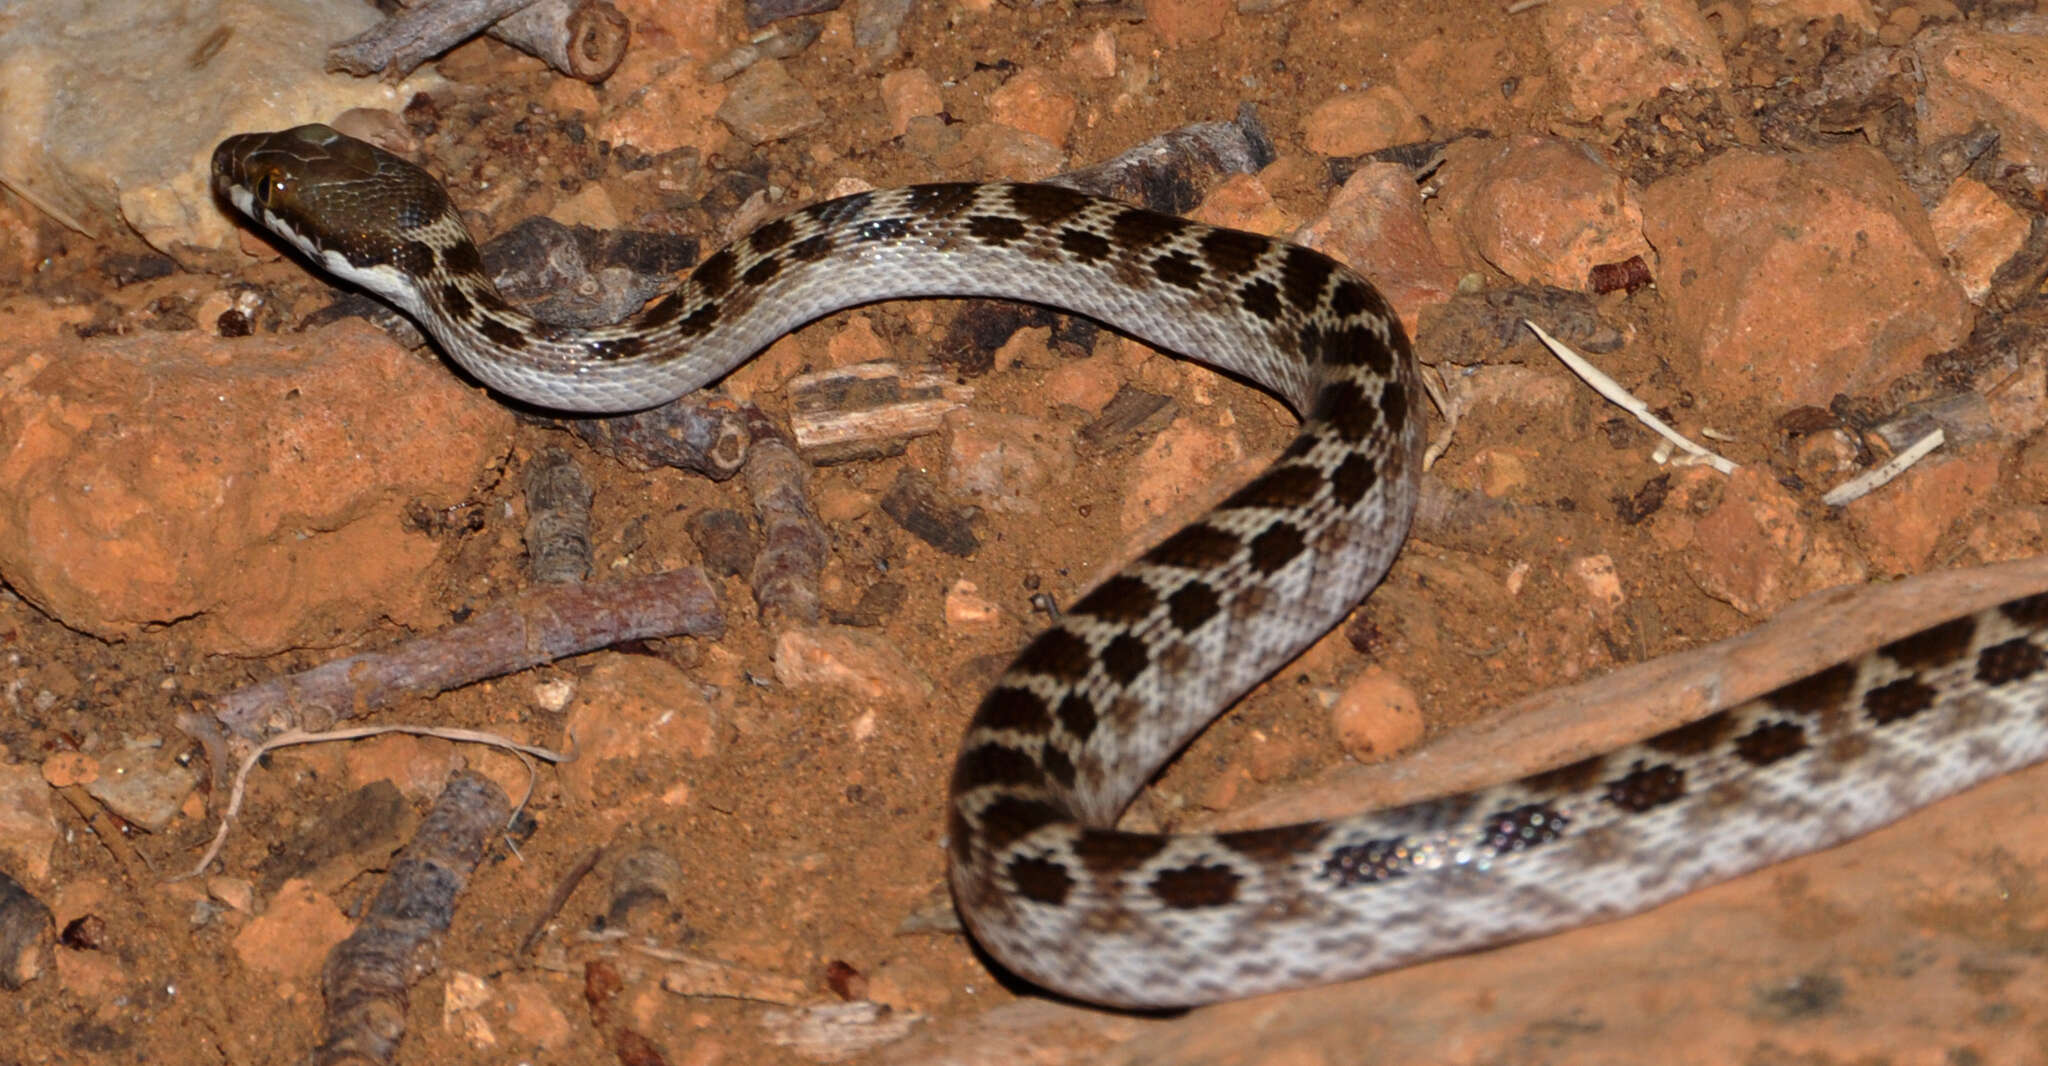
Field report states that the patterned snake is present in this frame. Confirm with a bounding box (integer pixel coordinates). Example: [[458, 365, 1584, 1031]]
[[215, 124, 2048, 1008]]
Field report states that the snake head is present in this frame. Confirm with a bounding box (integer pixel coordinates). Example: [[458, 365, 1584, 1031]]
[[212, 124, 469, 307]]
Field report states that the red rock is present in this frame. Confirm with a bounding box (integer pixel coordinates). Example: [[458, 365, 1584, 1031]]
[[598, 67, 730, 160], [714, 61, 826, 145], [500, 976, 575, 1050], [1067, 28, 1118, 79], [1148, 0, 1230, 43], [1845, 443, 2003, 573], [880, 69, 944, 136], [1918, 24, 2048, 178], [1329, 667, 1424, 763], [941, 123, 1065, 180], [233, 878, 352, 980], [773, 625, 935, 709], [1300, 87, 1427, 158], [1119, 419, 1247, 534], [0, 760, 57, 882], [943, 409, 1074, 515], [1686, 466, 1866, 615], [1571, 554, 1626, 617], [1538, 0, 1729, 119], [1640, 146, 1969, 408], [342, 734, 465, 802], [1747, 0, 1877, 30], [1429, 135, 1653, 290], [1295, 163, 1460, 340], [1392, 35, 1526, 131], [0, 318, 509, 653], [1928, 176, 2028, 303], [1192, 173, 1293, 235], [561, 655, 721, 805], [1040, 354, 1123, 414], [825, 315, 891, 367], [988, 68, 1077, 147]]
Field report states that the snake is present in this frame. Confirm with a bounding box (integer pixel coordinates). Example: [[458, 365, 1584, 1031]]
[[214, 123, 2048, 1009]]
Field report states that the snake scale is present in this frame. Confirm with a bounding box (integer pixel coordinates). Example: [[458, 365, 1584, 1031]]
[[215, 124, 2048, 1008]]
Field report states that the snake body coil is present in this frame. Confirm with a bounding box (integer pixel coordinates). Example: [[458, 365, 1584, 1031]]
[[216, 124, 2048, 1008]]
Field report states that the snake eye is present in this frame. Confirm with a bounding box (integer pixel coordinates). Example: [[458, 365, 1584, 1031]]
[[255, 173, 291, 210]]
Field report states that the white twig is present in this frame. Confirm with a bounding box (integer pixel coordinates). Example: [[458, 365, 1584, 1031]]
[[172, 724, 570, 883], [1822, 428, 1945, 507], [1524, 320, 1736, 475]]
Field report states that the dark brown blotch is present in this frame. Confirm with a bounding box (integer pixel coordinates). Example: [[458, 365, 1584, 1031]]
[[1109, 208, 1188, 250], [975, 686, 1052, 734], [1099, 633, 1151, 686], [1320, 838, 1412, 887], [1073, 829, 1167, 875], [1012, 627, 1096, 684], [1151, 250, 1204, 291], [1978, 636, 2047, 686], [1146, 523, 1243, 572], [1644, 710, 1736, 756], [1040, 744, 1077, 789], [677, 303, 720, 338], [585, 334, 646, 361], [1222, 464, 1325, 512], [1864, 676, 1937, 724], [1733, 720, 1808, 766], [1238, 278, 1283, 322], [1764, 661, 1858, 716], [1483, 803, 1569, 855], [1007, 854, 1074, 905], [638, 292, 687, 329], [1880, 616, 1977, 671], [1199, 227, 1268, 278], [1247, 521, 1308, 576], [1327, 451, 1379, 509], [749, 217, 796, 255], [392, 239, 437, 278], [477, 316, 527, 351], [905, 182, 981, 217], [967, 214, 1028, 245], [741, 255, 783, 287], [1166, 580, 1221, 633], [789, 234, 833, 261], [692, 249, 737, 299], [1603, 760, 1686, 813], [973, 795, 1066, 853], [1150, 862, 1242, 909], [1518, 754, 1608, 796], [1007, 183, 1094, 225], [1059, 227, 1111, 263], [1055, 693, 1099, 743], [1328, 277, 1379, 319], [1071, 575, 1158, 626], [1999, 594, 2048, 627], [439, 282, 474, 322], [1311, 376, 1378, 444], [952, 742, 1048, 791], [438, 239, 484, 276], [1217, 823, 1330, 867], [1279, 245, 1335, 312]]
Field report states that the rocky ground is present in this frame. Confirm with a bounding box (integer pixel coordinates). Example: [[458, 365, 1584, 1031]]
[[3, 0, 2048, 1062]]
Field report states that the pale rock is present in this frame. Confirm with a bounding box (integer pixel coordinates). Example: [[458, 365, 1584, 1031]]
[[1330, 667, 1425, 763], [774, 625, 935, 709]]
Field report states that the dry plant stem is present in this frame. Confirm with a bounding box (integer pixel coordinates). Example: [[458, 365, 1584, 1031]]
[[1051, 104, 1274, 208], [741, 407, 829, 628], [327, 0, 532, 78], [491, 0, 629, 81], [328, 0, 627, 82], [54, 785, 152, 887], [568, 397, 752, 480], [313, 771, 511, 1066], [212, 568, 725, 741], [523, 446, 595, 584], [518, 846, 603, 956]]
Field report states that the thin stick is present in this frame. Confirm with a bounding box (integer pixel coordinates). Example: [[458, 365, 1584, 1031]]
[[173, 724, 568, 883], [1524, 319, 1737, 475], [1822, 428, 1945, 507], [212, 567, 723, 741], [55, 785, 153, 887], [517, 846, 604, 956]]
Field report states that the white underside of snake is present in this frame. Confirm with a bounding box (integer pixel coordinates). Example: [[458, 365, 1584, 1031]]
[[215, 124, 2048, 1009]]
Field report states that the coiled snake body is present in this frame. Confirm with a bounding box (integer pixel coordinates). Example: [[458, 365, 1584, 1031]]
[[216, 125, 2048, 1008]]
